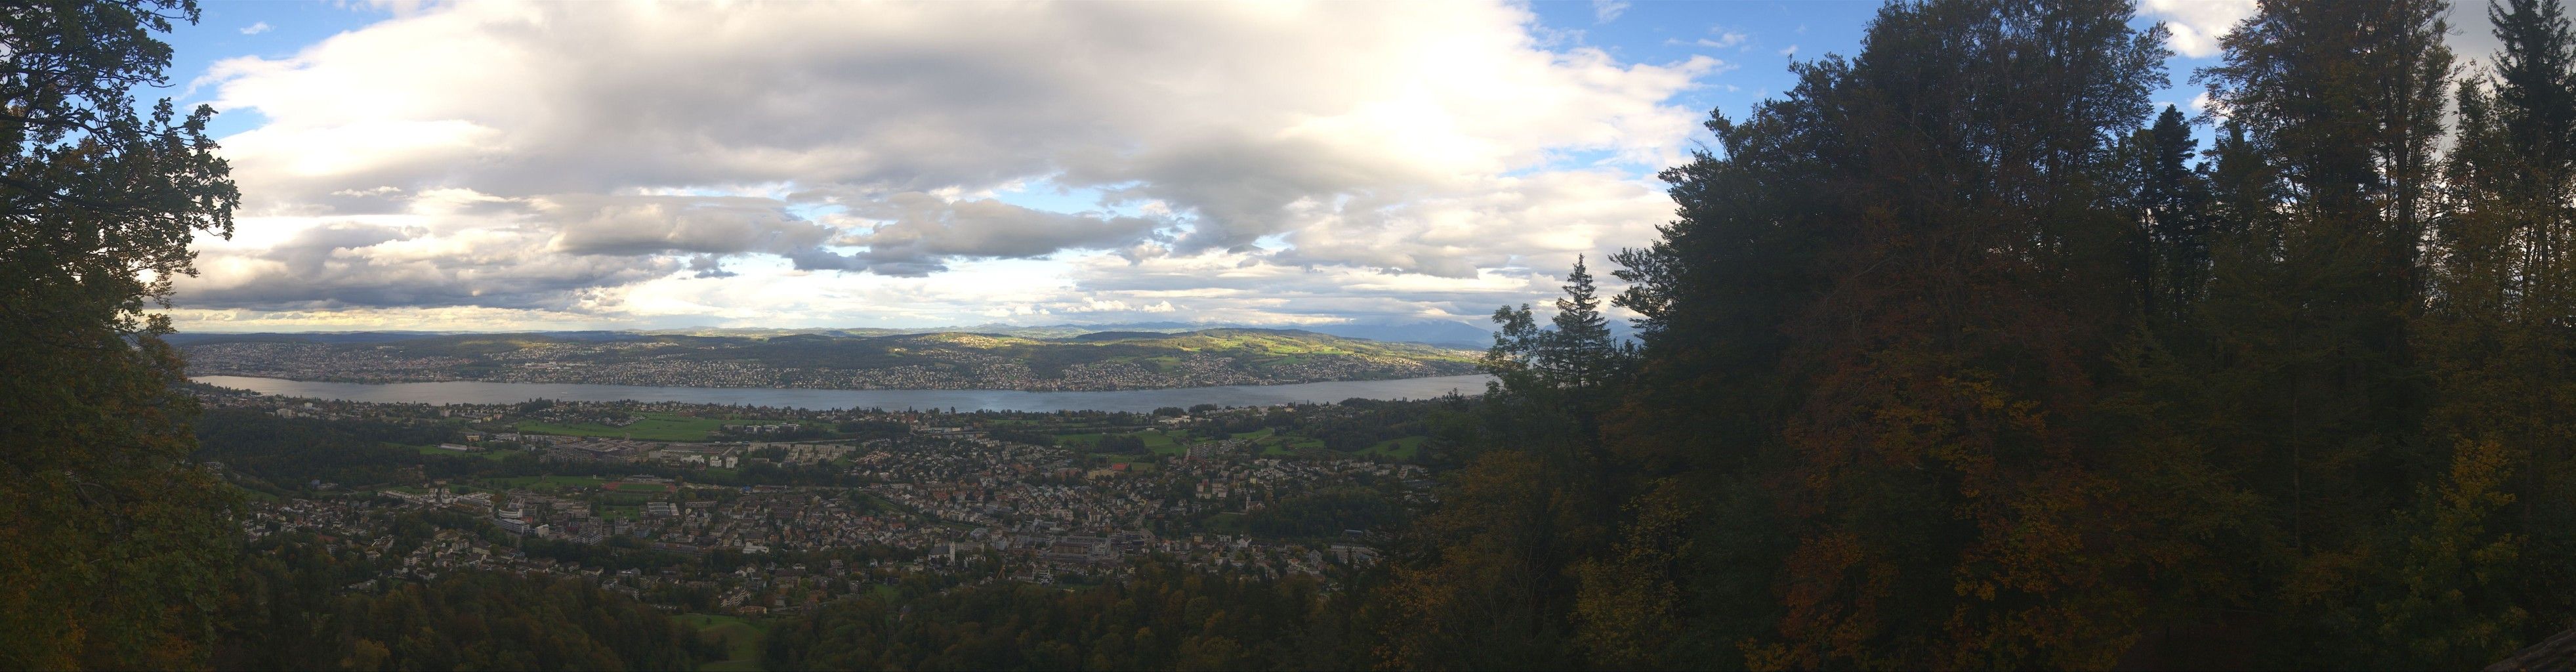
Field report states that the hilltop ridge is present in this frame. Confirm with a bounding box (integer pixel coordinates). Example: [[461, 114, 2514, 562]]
[[179, 327, 1483, 392], [166, 319, 1505, 349]]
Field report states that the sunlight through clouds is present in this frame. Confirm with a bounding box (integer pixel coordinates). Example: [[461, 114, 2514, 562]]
[[172, 1, 1735, 331]]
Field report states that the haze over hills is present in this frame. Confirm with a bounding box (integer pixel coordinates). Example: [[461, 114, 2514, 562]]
[[180, 327, 1482, 392], [169, 319, 1505, 348]]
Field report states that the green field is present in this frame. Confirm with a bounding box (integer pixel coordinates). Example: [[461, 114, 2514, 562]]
[[677, 614, 766, 671], [397, 442, 512, 461], [1059, 429, 1190, 455], [516, 411, 728, 441], [1228, 428, 1322, 456], [1357, 436, 1426, 459], [480, 475, 607, 492]]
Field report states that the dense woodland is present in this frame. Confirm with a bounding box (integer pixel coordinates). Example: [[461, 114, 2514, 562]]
[[213, 533, 711, 671], [766, 564, 1375, 671], [1417, 0, 2576, 667], [22, 0, 2576, 669]]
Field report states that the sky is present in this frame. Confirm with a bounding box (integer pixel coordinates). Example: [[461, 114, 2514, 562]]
[[146, 0, 2500, 333]]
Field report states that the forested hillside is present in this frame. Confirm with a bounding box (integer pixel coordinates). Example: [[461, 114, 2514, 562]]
[[1373, 0, 2576, 667], [213, 532, 709, 670]]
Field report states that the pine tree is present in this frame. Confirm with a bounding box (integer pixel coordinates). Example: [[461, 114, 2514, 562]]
[[2195, 0, 2456, 663], [1540, 256, 1621, 390], [1593, 0, 2178, 666], [2421, 0, 2576, 656], [2138, 104, 2212, 320]]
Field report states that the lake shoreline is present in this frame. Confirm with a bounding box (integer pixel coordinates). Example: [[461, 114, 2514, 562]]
[[191, 373, 1497, 413]]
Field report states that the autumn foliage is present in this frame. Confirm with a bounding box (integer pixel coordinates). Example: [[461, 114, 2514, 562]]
[[1386, 0, 2576, 669]]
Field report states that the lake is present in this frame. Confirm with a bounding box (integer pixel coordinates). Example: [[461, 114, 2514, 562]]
[[191, 374, 1496, 413]]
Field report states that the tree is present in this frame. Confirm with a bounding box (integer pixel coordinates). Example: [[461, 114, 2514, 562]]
[[2421, 0, 2576, 656], [2195, 1, 2455, 661], [1537, 256, 1625, 390], [0, 1, 239, 667], [2136, 104, 2213, 320]]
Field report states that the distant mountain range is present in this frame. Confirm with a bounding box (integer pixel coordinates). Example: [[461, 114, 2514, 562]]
[[177, 327, 1485, 392], [639, 320, 1504, 348]]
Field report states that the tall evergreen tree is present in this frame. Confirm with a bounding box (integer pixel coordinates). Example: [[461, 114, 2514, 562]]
[[1540, 256, 1623, 390], [2194, 4, 2453, 648], [1583, 0, 2176, 667], [1382, 260, 1637, 670], [2420, 0, 2576, 660], [2137, 104, 2212, 320]]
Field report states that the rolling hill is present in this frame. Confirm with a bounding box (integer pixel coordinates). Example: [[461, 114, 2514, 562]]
[[178, 328, 1484, 391]]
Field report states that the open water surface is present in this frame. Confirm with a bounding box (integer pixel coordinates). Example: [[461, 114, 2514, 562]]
[[191, 374, 1495, 413]]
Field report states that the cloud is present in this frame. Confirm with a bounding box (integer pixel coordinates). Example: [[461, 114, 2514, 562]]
[[1593, 0, 1629, 24], [2141, 1, 2495, 76], [1701, 27, 1749, 49], [832, 193, 1168, 274], [240, 21, 270, 35], [1269, 169, 1671, 278], [686, 255, 734, 279], [2138, 0, 2255, 59], [538, 195, 829, 257], [180, 1, 1712, 329], [180, 217, 675, 312]]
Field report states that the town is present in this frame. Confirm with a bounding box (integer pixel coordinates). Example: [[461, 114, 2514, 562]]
[[200, 383, 1449, 618]]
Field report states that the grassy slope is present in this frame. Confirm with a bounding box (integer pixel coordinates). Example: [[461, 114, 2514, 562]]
[[1358, 435, 1426, 459], [676, 614, 767, 671]]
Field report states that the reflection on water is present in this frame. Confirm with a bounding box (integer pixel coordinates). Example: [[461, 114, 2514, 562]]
[[190, 374, 1495, 413]]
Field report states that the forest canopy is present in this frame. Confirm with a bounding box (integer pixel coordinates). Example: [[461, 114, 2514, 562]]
[[1369, 0, 2576, 668]]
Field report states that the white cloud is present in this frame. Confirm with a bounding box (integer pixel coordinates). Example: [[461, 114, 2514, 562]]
[[2187, 91, 2220, 118], [240, 21, 270, 35], [1593, 0, 1629, 24], [2142, 1, 2500, 77], [2138, 0, 2256, 59], [180, 1, 1708, 329], [1700, 26, 1741, 50]]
